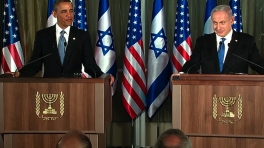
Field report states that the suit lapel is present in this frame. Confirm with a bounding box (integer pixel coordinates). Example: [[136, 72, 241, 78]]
[[50, 25, 63, 67], [63, 26, 76, 66], [209, 34, 221, 73], [222, 31, 239, 73]]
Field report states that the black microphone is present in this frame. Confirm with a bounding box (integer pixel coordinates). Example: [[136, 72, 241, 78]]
[[232, 53, 264, 69], [186, 41, 222, 74], [18, 53, 52, 70]]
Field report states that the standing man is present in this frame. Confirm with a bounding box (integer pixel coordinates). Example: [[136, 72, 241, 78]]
[[15, 0, 114, 84], [176, 5, 264, 75]]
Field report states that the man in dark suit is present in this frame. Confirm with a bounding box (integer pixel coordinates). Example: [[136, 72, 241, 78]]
[[176, 5, 264, 75], [15, 0, 114, 84]]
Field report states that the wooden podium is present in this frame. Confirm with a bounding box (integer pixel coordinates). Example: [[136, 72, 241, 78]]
[[172, 74, 264, 148], [0, 75, 111, 148]]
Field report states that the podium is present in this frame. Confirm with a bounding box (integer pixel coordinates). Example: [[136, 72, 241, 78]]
[[0, 75, 111, 148], [172, 74, 264, 148]]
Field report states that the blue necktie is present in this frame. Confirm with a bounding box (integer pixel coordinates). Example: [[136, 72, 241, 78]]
[[58, 30, 66, 64], [218, 38, 226, 72]]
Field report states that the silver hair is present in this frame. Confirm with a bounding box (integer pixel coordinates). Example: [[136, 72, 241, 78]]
[[153, 129, 192, 148], [211, 5, 233, 18]]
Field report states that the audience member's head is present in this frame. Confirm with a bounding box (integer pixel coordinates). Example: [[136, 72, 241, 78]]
[[56, 130, 92, 148], [154, 129, 191, 148]]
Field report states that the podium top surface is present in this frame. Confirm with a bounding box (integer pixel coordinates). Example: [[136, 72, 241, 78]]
[[173, 74, 264, 81], [172, 74, 264, 85], [0, 74, 110, 83]]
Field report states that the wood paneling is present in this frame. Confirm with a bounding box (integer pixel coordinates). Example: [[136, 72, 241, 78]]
[[0, 76, 111, 148], [172, 74, 264, 148]]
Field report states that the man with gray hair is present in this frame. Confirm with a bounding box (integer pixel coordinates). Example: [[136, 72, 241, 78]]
[[154, 128, 191, 148], [171, 5, 264, 76]]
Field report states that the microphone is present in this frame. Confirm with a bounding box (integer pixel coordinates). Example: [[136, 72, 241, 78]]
[[232, 53, 264, 69], [64, 42, 67, 53], [186, 41, 222, 74], [18, 53, 52, 70]]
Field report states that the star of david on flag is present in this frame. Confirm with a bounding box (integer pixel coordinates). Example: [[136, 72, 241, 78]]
[[95, 0, 118, 95], [147, 0, 171, 118], [149, 28, 167, 58]]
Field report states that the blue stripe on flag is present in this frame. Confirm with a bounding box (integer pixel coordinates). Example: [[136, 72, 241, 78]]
[[204, 0, 217, 34], [147, 0, 171, 118], [47, 0, 55, 18], [98, 0, 109, 19]]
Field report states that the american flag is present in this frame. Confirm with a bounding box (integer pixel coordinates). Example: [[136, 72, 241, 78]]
[[204, 0, 217, 34], [73, 0, 90, 78], [147, 0, 171, 118], [171, 0, 192, 73], [95, 0, 118, 95], [73, 0, 87, 31], [47, 0, 56, 27], [1, 0, 24, 74], [122, 0, 147, 119], [229, 0, 243, 32]]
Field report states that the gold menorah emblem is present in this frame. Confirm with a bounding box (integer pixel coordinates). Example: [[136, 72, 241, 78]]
[[219, 96, 236, 118], [213, 94, 242, 124], [42, 93, 58, 114]]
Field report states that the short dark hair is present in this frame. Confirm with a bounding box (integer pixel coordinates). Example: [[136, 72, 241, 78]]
[[154, 129, 191, 148], [53, 0, 72, 11], [56, 130, 92, 148]]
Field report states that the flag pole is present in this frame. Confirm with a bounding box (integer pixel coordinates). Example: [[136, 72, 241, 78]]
[[157, 111, 160, 138], [131, 119, 134, 148]]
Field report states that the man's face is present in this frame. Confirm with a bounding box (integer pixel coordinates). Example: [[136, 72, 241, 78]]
[[212, 11, 234, 37], [52, 2, 74, 29], [162, 135, 181, 148]]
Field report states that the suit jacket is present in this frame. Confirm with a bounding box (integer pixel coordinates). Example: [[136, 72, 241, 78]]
[[19, 25, 104, 78], [181, 31, 264, 74]]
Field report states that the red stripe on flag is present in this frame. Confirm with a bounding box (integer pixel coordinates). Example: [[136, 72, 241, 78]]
[[1, 53, 11, 72], [171, 54, 182, 72], [8, 44, 23, 68], [128, 41, 146, 75], [122, 64, 146, 110], [122, 94, 137, 119], [123, 54, 147, 95], [177, 45, 189, 60], [186, 36, 192, 52]]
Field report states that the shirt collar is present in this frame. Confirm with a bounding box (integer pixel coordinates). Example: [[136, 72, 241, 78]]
[[216, 29, 233, 43], [55, 24, 70, 35]]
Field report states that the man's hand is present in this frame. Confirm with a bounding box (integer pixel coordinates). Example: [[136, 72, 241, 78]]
[[4, 71, 20, 77], [109, 74, 115, 85], [12, 70, 20, 77], [170, 72, 184, 81]]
